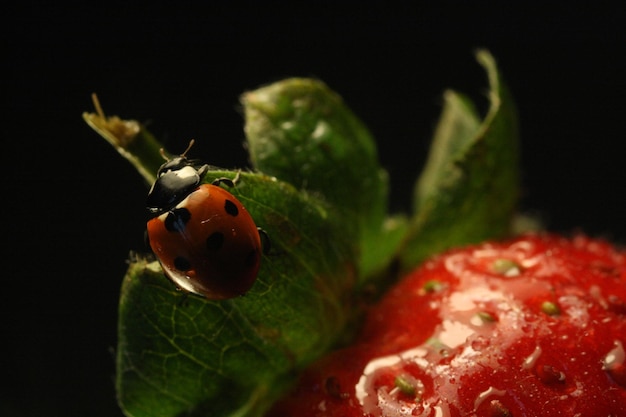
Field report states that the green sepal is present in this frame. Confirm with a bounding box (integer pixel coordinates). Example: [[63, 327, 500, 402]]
[[241, 78, 404, 280], [399, 50, 520, 269]]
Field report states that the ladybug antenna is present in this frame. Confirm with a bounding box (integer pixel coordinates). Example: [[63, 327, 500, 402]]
[[182, 139, 196, 157], [158, 139, 196, 162]]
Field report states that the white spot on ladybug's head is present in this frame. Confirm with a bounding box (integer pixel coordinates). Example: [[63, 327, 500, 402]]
[[170, 165, 198, 180]]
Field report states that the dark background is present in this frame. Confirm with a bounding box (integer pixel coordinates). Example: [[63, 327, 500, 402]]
[[4, 3, 625, 416]]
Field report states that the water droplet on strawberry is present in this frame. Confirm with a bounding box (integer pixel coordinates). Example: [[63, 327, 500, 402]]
[[470, 336, 491, 351], [536, 365, 566, 385], [520, 323, 533, 333], [522, 345, 543, 370], [603, 340, 626, 387], [474, 386, 507, 411]]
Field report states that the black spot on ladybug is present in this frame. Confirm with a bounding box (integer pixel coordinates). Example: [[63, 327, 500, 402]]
[[164, 208, 191, 232], [245, 249, 258, 267], [224, 199, 238, 217], [206, 232, 225, 251], [174, 256, 191, 271]]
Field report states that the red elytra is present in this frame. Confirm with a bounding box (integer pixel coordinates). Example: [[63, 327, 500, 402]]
[[147, 182, 262, 300]]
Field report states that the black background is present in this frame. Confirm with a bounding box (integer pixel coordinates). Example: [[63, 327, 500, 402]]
[[4, 3, 625, 416]]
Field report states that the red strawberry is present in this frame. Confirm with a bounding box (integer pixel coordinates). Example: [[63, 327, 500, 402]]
[[269, 233, 626, 416]]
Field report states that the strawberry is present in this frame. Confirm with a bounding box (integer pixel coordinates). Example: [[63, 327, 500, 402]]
[[268, 233, 626, 416]]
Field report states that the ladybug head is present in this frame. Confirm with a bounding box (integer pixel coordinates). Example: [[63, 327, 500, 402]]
[[156, 156, 199, 177], [147, 140, 209, 215], [156, 139, 205, 177]]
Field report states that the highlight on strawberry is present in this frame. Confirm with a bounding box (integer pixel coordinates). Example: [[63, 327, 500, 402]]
[[268, 233, 626, 416]]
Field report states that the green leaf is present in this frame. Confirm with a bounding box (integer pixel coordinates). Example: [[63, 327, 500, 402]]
[[399, 50, 520, 269], [242, 78, 405, 280], [116, 171, 357, 417]]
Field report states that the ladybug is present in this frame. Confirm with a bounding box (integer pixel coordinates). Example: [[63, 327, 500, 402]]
[[146, 140, 264, 300]]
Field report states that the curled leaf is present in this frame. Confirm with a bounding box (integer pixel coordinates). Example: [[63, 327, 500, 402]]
[[399, 50, 520, 269]]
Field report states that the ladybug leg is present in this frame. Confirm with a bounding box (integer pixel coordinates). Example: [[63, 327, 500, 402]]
[[211, 177, 234, 188], [211, 170, 241, 188], [173, 286, 207, 305], [175, 291, 199, 308], [258, 227, 271, 255]]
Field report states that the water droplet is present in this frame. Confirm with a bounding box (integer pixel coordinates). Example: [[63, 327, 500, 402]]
[[474, 386, 506, 410], [520, 323, 532, 333], [524, 312, 539, 323], [536, 365, 566, 385], [604, 341, 625, 368], [603, 340, 626, 387], [522, 345, 543, 370], [568, 381, 584, 397], [471, 336, 491, 351]]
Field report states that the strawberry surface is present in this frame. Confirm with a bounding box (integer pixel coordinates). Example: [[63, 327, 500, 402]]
[[269, 233, 626, 416]]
